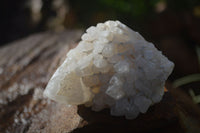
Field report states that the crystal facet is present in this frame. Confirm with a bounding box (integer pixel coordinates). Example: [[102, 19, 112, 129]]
[[44, 20, 174, 119]]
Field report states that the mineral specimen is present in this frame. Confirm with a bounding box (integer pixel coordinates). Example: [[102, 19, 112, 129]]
[[43, 20, 174, 119]]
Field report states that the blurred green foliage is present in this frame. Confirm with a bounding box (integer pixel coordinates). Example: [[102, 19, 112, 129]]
[[69, 0, 200, 29], [100, 0, 200, 14], [69, 0, 161, 25], [99, 0, 160, 16]]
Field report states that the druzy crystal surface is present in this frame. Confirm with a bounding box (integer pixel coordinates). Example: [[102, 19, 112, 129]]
[[44, 20, 174, 119]]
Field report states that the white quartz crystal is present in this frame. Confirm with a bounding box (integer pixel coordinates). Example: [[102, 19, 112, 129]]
[[43, 20, 174, 119]]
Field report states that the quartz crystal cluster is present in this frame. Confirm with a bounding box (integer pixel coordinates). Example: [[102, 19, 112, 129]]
[[44, 20, 174, 119]]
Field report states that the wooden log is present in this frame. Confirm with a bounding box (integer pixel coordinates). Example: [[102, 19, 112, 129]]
[[0, 30, 200, 133]]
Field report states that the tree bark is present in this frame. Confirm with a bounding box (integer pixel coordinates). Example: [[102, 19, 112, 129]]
[[0, 30, 200, 133]]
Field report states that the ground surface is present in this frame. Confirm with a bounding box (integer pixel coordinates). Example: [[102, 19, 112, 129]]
[[0, 30, 200, 133]]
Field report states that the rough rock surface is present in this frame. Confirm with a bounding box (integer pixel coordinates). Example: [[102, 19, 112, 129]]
[[0, 31, 83, 133], [0, 30, 200, 133]]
